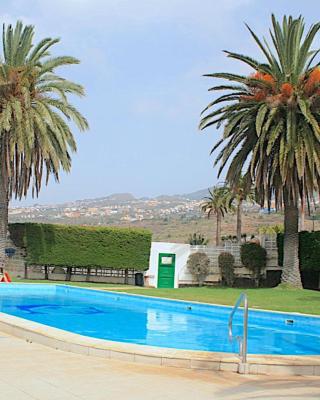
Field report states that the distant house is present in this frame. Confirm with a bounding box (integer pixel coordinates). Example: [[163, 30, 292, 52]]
[[259, 208, 276, 214]]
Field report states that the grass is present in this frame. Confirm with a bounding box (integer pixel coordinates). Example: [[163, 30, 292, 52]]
[[11, 279, 320, 315], [114, 287, 320, 315]]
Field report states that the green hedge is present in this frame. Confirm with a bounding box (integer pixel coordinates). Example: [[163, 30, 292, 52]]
[[277, 231, 320, 271], [9, 223, 152, 270]]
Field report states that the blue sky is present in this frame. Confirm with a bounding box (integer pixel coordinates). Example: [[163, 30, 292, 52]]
[[5, 0, 320, 204]]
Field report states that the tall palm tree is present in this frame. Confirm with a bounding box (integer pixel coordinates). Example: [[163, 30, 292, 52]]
[[200, 15, 320, 288], [231, 174, 256, 242], [0, 21, 88, 260], [201, 186, 233, 246]]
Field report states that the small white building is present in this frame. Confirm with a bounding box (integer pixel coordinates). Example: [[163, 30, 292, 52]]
[[145, 242, 193, 288]]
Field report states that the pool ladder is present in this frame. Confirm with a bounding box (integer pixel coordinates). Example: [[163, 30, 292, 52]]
[[228, 292, 249, 374]]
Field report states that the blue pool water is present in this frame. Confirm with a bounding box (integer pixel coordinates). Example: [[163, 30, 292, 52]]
[[0, 284, 319, 355]]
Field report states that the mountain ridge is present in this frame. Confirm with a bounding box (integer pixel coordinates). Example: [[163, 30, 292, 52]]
[[14, 188, 211, 208]]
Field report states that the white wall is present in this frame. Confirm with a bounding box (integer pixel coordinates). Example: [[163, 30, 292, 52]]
[[145, 242, 191, 288]]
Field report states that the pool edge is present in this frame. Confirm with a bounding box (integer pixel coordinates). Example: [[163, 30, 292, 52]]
[[86, 286, 320, 319], [0, 310, 319, 377]]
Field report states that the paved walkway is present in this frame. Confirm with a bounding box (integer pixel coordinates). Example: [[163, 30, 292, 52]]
[[1, 332, 319, 400]]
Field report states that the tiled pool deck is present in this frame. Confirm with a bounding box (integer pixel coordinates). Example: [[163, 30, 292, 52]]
[[0, 332, 319, 400]]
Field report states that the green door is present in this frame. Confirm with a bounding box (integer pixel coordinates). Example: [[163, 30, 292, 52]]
[[157, 253, 176, 288]]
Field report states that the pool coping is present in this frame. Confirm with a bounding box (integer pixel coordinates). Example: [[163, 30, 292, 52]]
[[1, 284, 320, 376]]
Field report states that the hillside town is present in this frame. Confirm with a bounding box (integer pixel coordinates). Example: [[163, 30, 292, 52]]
[[9, 193, 207, 225]]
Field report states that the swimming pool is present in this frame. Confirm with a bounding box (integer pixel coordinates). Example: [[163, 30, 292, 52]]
[[0, 284, 319, 356]]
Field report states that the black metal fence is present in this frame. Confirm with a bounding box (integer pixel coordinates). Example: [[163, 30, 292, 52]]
[[25, 265, 139, 284]]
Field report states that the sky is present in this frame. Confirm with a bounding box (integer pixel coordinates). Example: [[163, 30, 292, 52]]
[[4, 0, 320, 205]]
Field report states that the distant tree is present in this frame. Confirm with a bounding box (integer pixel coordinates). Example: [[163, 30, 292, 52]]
[[230, 174, 256, 242], [188, 232, 209, 245], [201, 186, 233, 246]]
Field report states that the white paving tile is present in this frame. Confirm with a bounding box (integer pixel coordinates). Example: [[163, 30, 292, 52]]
[[0, 332, 319, 400]]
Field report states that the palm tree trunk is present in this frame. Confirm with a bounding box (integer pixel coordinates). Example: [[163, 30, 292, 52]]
[[281, 191, 302, 288], [0, 162, 8, 265], [216, 212, 221, 246], [300, 195, 305, 231], [236, 199, 242, 242]]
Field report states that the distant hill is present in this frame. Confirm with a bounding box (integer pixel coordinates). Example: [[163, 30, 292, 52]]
[[182, 188, 209, 200], [156, 188, 210, 201], [71, 189, 209, 206], [21, 188, 211, 209], [63, 192, 136, 207], [104, 193, 136, 202], [156, 194, 184, 201]]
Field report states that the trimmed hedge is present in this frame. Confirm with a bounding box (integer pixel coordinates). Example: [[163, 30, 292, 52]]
[[218, 252, 235, 287], [277, 231, 320, 271], [9, 223, 152, 270]]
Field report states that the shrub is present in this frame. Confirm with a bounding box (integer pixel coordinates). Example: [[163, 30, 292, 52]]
[[218, 252, 235, 287], [240, 242, 267, 287], [277, 231, 320, 271], [258, 224, 284, 235], [188, 233, 208, 245], [221, 235, 238, 243], [187, 252, 210, 286], [9, 223, 152, 270]]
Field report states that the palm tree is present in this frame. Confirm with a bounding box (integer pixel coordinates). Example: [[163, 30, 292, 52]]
[[200, 15, 320, 288], [201, 186, 233, 246], [231, 174, 255, 242], [0, 21, 88, 261]]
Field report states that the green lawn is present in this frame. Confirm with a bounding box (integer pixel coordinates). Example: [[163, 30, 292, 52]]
[[11, 279, 320, 315], [116, 287, 320, 316]]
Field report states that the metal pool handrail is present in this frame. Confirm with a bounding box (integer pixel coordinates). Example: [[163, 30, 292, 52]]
[[228, 292, 248, 365]]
